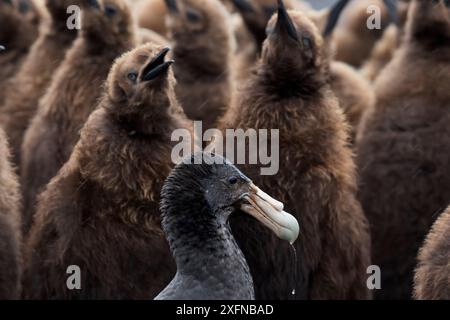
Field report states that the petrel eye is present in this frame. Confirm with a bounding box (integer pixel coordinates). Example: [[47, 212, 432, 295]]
[[105, 5, 117, 17], [228, 176, 238, 185], [127, 72, 138, 83]]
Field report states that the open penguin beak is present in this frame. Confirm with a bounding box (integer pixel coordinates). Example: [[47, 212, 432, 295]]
[[240, 183, 300, 244], [275, 0, 298, 42], [141, 48, 174, 82], [164, 0, 179, 13]]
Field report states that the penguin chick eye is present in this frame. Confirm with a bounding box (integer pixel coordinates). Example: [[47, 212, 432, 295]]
[[186, 7, 202, 22], [302, 36, 313, 49], [105, 5, 117, 17], [127, 72, 138, 83], [228, 176, 238, 185]]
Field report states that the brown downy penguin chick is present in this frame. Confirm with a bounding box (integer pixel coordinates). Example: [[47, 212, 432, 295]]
[[218, 0, 371, 299], [0, 127, 22, 299], [0, 0, 38, 105], [232, 0, 375, 143], [20, 0, 136, 233], [0, 0, 78, 165], [164, 0, 234, 130], [357, 0, 450, 300], [414, 206, 450, 300], [22, 44, 188, 299]]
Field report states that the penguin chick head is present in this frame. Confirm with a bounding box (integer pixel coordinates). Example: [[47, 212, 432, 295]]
[[106, 43, 176, 117], [231, 0, 303, 46], [81, 0, 134, 46], [262, 0, 328, 77], [164, 0, 231, 51], [406, 0, 450, 49]]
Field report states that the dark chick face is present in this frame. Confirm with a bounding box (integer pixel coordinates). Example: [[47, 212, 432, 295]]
[[263, 0, 324, 70], [108, 44, 175, 109], [82, 0, 132, 40], [164, 0, 230, 46]]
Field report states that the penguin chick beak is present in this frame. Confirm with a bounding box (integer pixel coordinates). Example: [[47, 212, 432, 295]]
[[164, 0, 178, 13], [141, 48, 174, 82], [232, 0, 255, 13], [240, 183, 300, 244], [275, 0, 299, 42]]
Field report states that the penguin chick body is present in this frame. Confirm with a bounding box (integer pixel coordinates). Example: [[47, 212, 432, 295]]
[[22, 43, 190, 299]]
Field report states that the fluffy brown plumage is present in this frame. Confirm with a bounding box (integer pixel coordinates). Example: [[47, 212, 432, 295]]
[[330, 62, 375, 143], [165, 0, 234, 130], [357, 0, 450, 300], [231, 0, 311, 47], [360, 24, 400, 82], [231, 1, 375, 143], [22, 43, 190, 299], [414, 206, 450, 300], [0, 0, 39, 105], [0, 127, 22, 299], [138, 26, 169, 45], [20, 0, 136, 233], [332, 0, 396, 67], [0, 0, 78, 167], [218, 2, 371, 300]]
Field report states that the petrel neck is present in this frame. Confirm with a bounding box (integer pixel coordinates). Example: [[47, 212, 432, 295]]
[[162, 200, 253, 290]]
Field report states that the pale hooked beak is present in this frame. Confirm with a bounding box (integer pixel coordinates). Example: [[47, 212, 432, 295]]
[[240, 183, 299, 244]]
